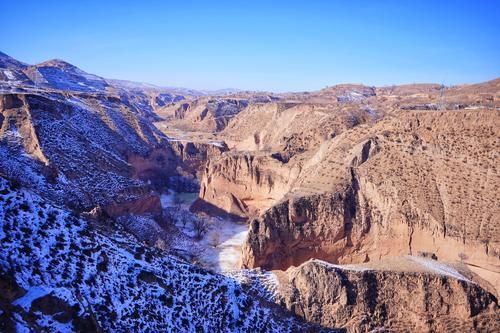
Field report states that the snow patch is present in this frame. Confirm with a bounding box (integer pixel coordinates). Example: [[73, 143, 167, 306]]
[[13, 286, 52, 310], [3, 70, 16, 80], [208, 140, 225, 148], [196, 217, 249, 273], [408, 256, 471, 282], [313, 259, 369, 272]]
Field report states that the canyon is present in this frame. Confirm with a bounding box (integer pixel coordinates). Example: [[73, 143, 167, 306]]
[[0, 50, 499, 332]]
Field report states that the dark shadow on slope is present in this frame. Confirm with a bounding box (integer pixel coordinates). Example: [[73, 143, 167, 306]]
[[190, 198, 246, 222]]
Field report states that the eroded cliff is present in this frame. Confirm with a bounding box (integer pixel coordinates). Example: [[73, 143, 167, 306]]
[[275, 258, 499, 332], [242, 109, 500, 295]]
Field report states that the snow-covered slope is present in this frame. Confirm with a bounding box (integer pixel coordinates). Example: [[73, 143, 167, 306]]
[[23, 59, 109, 93], [0, 52, 33, 88], [0, 51, 194, 123], [0, 91, 170, 211], [0, 52, 28, 70], [0, 177, 333, 332]]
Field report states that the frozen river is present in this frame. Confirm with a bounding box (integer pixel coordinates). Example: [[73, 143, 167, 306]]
[[161, 191, 249, 272]]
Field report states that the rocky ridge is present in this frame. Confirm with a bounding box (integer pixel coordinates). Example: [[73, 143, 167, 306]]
[[275, 258, 499, 332], [239, 108, 500, 296]]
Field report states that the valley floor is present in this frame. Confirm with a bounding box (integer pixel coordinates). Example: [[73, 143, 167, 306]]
[[160, 191, 248, 273]]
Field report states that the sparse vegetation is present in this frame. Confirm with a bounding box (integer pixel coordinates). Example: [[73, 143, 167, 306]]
[[458, 252, 468, 262], [192, 217, 210, 240]]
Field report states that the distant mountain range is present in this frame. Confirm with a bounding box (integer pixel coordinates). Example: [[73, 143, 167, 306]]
[[0, 51, 242, 97]]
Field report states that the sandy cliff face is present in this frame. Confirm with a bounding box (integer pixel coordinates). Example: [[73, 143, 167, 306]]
[[199, 152, 299, 217], [241, 109, 500, 295], [242, 190, 356, 270], [191, 84, 499, 300], [198, 100, 380, 219], [222, 101, 378, 154], [276, 258, 499, 332], [0, 94, 49, 164], [156, 97, 253, 132]]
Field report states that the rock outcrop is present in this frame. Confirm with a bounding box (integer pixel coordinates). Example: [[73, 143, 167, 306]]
[[198, 99, 381, 218], [276, 258, 499, 332], [103, 193, 162, 217], [199, 152, 298, 217]]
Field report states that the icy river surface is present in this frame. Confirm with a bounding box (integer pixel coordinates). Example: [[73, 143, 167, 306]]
[[161, 191, 248, 273]]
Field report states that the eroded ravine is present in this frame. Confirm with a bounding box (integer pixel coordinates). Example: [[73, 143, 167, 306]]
[[183, 102, 500, 331], [198, 108, 500, 298]]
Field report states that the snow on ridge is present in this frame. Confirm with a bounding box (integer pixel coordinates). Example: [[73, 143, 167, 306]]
[[311, 257, 472, 283], [408, 256, 471, 282], [312, 259, 369, 272], [12, 286, 52, 310], [3, 70, 15, 80], [208, 140, 225, 148], [229, 269, 281, 303]]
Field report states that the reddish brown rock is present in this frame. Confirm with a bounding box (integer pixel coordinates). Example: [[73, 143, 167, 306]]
[[276, 258, 499, 332], [199, 152, 296, 217], [103, 193, 162, 217]]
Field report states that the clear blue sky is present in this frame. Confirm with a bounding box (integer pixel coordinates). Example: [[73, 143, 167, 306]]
[[1, 1, 499, 92]]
